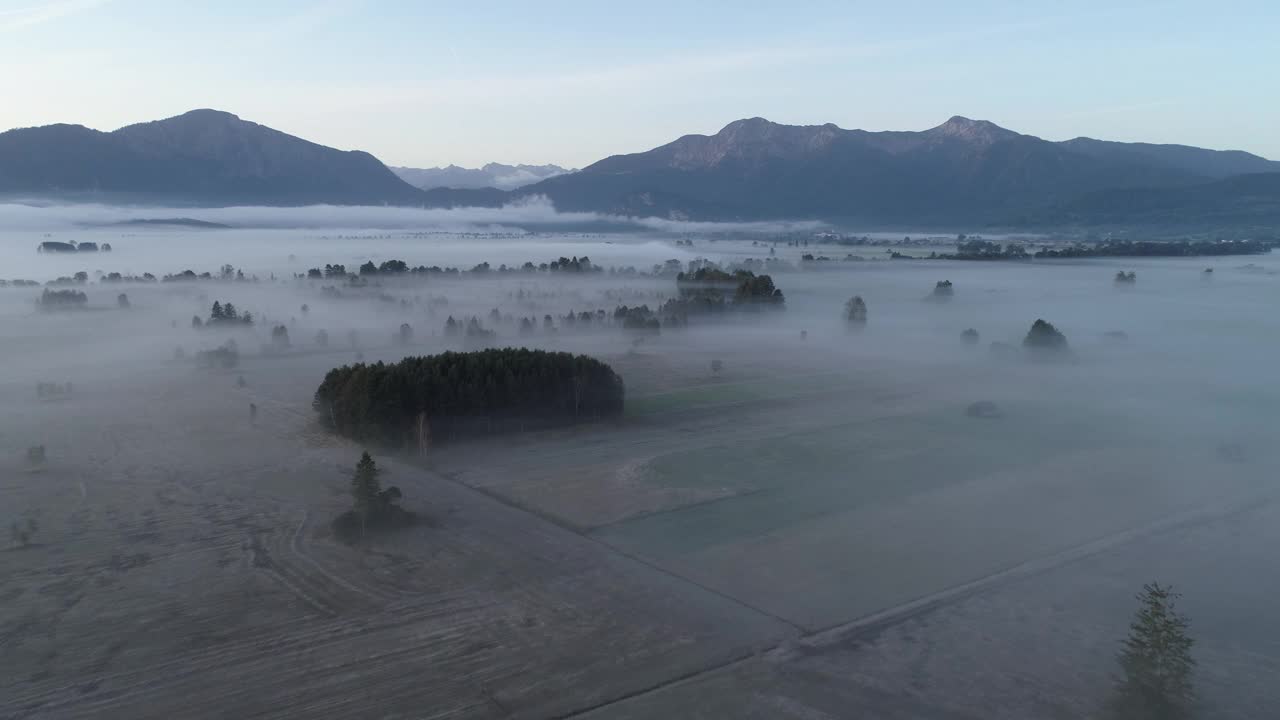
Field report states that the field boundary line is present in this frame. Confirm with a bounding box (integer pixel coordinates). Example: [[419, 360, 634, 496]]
[[554, 490, 1277, 719]]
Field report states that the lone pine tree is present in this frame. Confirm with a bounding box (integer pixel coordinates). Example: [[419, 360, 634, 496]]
[[1108, 582, 1196, 720]]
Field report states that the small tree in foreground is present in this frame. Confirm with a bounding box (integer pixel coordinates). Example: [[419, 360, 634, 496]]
[[336, 452, 411, 542], [1107, 582, 1196, 720], [351, 452, 382, 522]]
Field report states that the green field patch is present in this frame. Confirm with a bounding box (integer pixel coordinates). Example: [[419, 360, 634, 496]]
[[595, 405, 1140, 559]]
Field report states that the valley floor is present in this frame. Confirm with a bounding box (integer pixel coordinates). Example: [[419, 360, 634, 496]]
[[3, 328, 1278, 719]]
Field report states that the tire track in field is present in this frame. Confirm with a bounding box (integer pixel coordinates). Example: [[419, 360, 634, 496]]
[[6, 590, 497, 717], [557, 490, 1280, 719], [281, 509, 399, 603]]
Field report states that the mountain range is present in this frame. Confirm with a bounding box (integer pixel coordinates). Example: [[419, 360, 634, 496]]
[[515, 116, 1280, 225], [391, 163, 573, 191], [1, 109, 1277, 229], [0, 109, 421, 205]]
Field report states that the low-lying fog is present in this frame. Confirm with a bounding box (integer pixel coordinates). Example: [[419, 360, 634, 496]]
[[3, 201, 1278, 717], [2, 202, 1274, 401]]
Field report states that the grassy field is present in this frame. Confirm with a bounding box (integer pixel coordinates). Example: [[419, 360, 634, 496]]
[[602, 404, 1117, 556]]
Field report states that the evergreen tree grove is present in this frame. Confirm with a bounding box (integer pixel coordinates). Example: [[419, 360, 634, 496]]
[[314, 348, 625, 446]]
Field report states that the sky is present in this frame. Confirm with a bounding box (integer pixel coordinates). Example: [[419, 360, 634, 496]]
[[1, 0, 1277, 168]]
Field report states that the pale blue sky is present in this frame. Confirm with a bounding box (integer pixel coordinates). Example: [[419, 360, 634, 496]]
[[1, 0, 1276, 167]]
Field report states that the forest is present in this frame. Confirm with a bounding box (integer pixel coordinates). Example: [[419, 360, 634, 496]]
[[313, 348, 625, 446]]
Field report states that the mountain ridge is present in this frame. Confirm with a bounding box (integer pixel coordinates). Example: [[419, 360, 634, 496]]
[[1, 110, 1277, 228], [0, 109, 423, 205], [511, 115, 1278, 223]]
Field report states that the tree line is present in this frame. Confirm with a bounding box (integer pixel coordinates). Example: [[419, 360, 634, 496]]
[[941, 238, 1271, 260], [304, 256, 604, 280], [37, 288, 88, 308]]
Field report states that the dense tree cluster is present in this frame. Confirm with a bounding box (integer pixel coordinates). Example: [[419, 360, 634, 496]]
[[844, 296, 868, 327], [667, 268, 785, 318], [195, 340, 240, 369], [949, 239, 1030, 259], [38, 241, 78, 253], [1115, 271, 1137, 284], [37, 288, 88, 308], [270, 324, 290, 348], [158, 265, 252, 283], [309, 256, 605, 282], [930, 280, 955, 298], [1023, 319, 1069, 354], [36, 382, 73, 399], [206, 301, 254, 326], [940, 238, 1271, 260], [443, 316, 497, 342], [44, 272, 88, 287], [101, 272, 157, 283], [314, 348, 625, 446], [613, 305, 663, 333], [961, 328, 980, 345], [734, 273, 785, 307], [1039, 238, 1270, 258]]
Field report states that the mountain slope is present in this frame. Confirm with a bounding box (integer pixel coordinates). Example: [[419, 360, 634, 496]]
[[518, 116, 1274, 223], [393, 163, 572, 191], [0, 109, 424, 205], [1058, 137, 1279, 179], [1034, 172, 1280, 228]]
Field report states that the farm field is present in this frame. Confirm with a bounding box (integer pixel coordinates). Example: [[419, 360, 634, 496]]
[[3, 230, 1280, 718]]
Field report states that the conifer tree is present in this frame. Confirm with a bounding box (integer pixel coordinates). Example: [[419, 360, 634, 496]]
[[1108, 582, 1196, 720], [351, 452, 382, 536]]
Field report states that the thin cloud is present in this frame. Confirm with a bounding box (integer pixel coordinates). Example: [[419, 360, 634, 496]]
[[0, 0, 111, 31], [234, 0, 365, 46], [294, 16, 1070, 113], [1062, 99, 1181, 121]]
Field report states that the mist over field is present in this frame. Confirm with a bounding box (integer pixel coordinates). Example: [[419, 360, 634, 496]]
[[0, 198, 829, 234], [3, 204, 1280, 718]]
